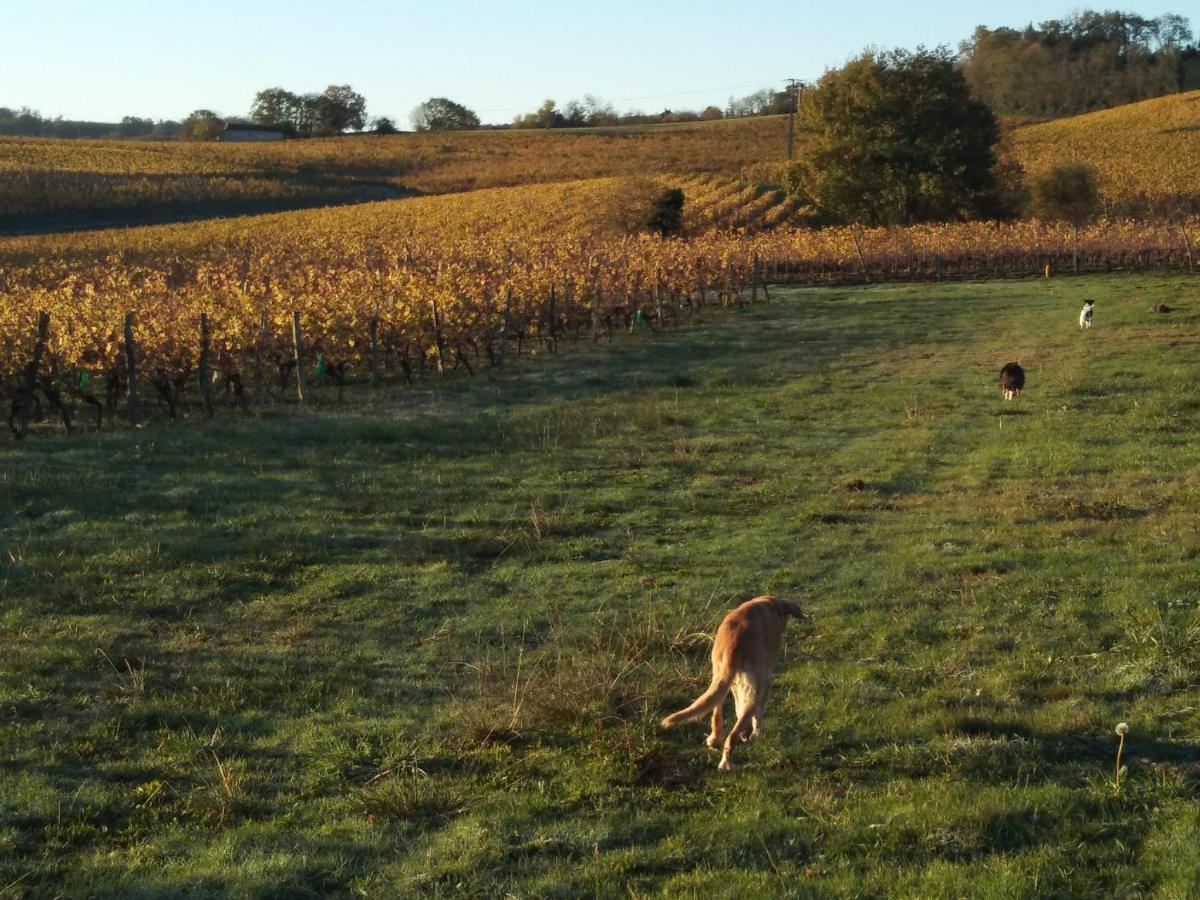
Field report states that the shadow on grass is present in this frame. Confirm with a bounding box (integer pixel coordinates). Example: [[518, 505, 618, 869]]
[[0, 169, 413, 238], [930, 716, 1200, 771]]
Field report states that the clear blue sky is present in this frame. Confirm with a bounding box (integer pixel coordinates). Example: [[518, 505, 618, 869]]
[[3, 1, 1189, 125]]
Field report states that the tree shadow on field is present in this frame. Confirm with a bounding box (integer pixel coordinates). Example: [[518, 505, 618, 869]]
[[0, 169, 414, 238], [1, 635, 446, 845], [899, 710, 1200, 784], [751, 716, 1200, 884], [44, 829, 388, 899], [2, 287, 989, 538], [453, 286, 993, 403]]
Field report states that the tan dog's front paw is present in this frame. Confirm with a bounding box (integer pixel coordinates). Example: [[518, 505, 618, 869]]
[[705, 735, 721, 750], [717, 757, 732, 771]]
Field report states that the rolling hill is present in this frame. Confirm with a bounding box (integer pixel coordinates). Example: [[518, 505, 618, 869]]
[[2, 90, 1197, 233], [0, 117, 790, 228], [1011, 89, 1200, 215]]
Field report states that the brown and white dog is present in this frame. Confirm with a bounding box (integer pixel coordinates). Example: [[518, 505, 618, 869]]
[[999, 362, 1025, 401], [661, 595, 807, 770], [1079, 299, 1094, 330]]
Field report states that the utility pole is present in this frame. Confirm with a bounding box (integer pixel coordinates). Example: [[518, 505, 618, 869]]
[[785, 78, 802, 161]]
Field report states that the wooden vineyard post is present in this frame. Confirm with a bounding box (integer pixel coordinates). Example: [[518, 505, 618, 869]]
[[851, 230, 871, 284], [751, 254, 759, 303], [547, 285, 558, 350], [254, 311, 268, 398], [14, 311, 50, 439], [198, 312, 214, 417], [559, 283, 570, 341], [654, 272, 665, 328], [368, 316, 380, 386], [697, 259, 707, 307], [429, 295, 446, 375], [291, 311, 307, 404], [590, 283, 601, 343], [496, 287, 513, 374], [1179, 222, 1195, 275], [123, 313, 140, 427]]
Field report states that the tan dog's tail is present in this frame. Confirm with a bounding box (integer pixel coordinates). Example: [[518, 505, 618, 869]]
[[661, 669, 733, 728]]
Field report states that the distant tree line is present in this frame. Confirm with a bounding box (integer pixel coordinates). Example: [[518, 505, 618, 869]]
[[724, 88, 796, 118], [409, 89, 791, 133], [507, 88, 794, 130], [0, 107, 181, 139], [960, 10, 1199, 117], [0, 80, 800, 140]]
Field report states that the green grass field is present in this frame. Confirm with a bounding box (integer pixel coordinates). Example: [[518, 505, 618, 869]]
[[4, 274, 1200, 897]]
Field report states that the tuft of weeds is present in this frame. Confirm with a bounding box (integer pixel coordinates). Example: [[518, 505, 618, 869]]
[[1037, 495, 1137, 521], [182, 751, 249, 829], [627, 745, 704, 789], [358, 770, 466, 825], [95, 649, 147, 701]]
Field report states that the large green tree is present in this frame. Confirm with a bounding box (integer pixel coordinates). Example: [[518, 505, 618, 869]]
[[410, 97, 480, 132], [250, 88, 301, 133], [316, 85, 367, 135], [179, 109, 223, 141], [789, 48, 1000, 226]]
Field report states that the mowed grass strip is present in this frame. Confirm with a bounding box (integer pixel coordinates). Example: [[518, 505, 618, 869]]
[[3, 274, 1200, 897]]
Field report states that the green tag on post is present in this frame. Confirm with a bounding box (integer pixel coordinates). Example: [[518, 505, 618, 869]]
[[78, 370, 90, 388], [316, 354, 327, 377]]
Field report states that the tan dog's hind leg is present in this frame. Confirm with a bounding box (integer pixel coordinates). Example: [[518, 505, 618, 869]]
[[719, 678, 758, 771], [749, 679, 770, 741], [705, 704, 724, 750]]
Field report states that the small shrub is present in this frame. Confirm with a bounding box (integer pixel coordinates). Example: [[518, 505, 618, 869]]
[[647, 188, 685, 237]]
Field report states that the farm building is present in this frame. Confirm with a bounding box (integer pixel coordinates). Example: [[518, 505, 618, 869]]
[[218, 123, 286, 142]]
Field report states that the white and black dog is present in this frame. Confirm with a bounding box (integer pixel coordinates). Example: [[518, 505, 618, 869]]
[[1079, 299, 1094, 330]]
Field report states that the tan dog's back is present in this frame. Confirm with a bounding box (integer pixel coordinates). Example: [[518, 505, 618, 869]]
[[661, 595, 805, 770]]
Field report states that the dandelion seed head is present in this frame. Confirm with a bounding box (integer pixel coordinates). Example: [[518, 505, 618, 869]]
[[1115, 722, 1129, 736]]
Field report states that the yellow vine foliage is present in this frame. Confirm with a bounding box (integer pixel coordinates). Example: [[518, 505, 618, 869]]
[[2, 177, 1196, 385]]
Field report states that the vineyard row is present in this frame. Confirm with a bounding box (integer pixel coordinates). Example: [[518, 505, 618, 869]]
[[3, 217, 1197, 438], [5, 270, 759, 438]]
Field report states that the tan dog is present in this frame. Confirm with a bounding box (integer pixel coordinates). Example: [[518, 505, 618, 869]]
[[661, 595, 806, 770]]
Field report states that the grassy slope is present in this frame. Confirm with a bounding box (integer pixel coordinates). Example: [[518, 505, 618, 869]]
[[3, 275, 1200, 896]]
